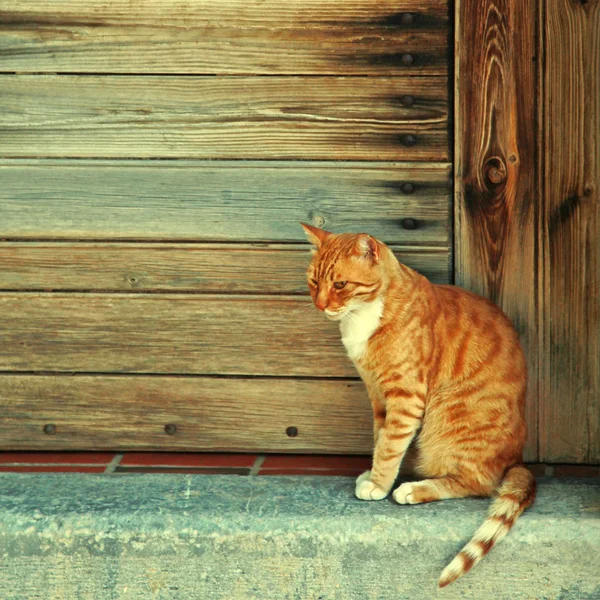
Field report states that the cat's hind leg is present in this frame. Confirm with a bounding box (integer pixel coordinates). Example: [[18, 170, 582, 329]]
[[393, 476, 485, 505]]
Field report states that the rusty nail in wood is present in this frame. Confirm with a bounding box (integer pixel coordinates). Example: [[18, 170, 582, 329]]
[[286, 426, 298, 438], [401, 218, 418, 230], [164, 424, 177, 435], [43, 424, 56, 435]]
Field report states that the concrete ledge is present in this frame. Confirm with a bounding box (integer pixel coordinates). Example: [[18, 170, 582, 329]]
[[1, 474, 599, 600]]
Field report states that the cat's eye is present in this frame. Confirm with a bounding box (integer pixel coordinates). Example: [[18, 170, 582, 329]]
[[333, 281, 347, 290], [310, 278, 318, 286]]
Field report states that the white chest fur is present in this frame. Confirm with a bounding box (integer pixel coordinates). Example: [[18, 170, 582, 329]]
[[339, 298, 384, 362]]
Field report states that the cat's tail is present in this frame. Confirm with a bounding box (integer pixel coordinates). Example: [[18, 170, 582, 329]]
[[438, 464, 536, 588]]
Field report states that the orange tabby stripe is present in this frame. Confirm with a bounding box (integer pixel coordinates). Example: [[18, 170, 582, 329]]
[[305, 228, 532, 588]]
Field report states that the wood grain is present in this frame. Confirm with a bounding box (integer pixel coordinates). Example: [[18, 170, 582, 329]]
[[0, 375, 372, 453], [0, 0, 449, 75], [0, 161, 451, 244], [455, 0, 538, 462], [0, 243, 451, 293], [539, 0, 600, 463], [0, 76, 448, 160], [0, 293, 357, 377]]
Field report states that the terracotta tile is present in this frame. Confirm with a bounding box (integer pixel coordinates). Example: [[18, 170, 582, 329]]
[[258, 469, 359, 476], [0, 465, 106, 473], [525, 464, 547, 477], [553, 465, 600, 478], [115, 466, 250, 475], [120, 452, 257, 468], [0, 452, 115, 465], [261, 454, 371, 471]]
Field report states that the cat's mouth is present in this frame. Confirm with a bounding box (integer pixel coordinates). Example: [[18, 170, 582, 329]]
[[324, 309, 347, 321]]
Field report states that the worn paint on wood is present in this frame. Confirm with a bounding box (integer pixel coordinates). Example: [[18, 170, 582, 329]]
[[539, 0, 600, 463], [0, 243, 451, 293], [0, 76, 448, 160], [0, 0, 449, 75], [0, 293, 357, 377], [0, 161, 451, 244], [0, 375, 372, 453], [455, 0, 538, 462]]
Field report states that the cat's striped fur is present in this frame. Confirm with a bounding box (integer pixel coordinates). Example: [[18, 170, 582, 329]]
[[301, 224, 536, 587]]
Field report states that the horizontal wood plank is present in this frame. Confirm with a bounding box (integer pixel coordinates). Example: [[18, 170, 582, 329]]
[[0, 0, 449, 75], [0, 293, 356, 377], [0, 244, 451, 293], [0, 76, 449, 160], [0, 375, 372, 453], [0, 161, 451, 244]]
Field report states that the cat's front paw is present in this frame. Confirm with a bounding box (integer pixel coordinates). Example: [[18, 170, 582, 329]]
[[355, 475, 388, 501], [355, 470, 372, 487], [393, 482, 418, 504]]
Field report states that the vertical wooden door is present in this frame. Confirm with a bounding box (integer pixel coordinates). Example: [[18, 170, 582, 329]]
[[456, 0, 600, 464]]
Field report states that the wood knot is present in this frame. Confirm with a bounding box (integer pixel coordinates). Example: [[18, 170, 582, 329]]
[[484, 157, 507, 185]]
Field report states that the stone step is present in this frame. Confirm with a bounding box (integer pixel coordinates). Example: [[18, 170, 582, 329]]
[[1, 474, 599, 599]]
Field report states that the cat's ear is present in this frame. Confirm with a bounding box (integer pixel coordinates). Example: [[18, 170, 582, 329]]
[[356, 234, 380, 263], [300, 222, 332, 248]]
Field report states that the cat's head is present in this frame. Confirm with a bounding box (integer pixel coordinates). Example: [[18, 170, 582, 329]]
[[301, 223, 386, 321]]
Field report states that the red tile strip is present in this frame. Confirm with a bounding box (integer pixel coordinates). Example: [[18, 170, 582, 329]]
[[258, 469, 366, 477], [120, 452, 257, 468], [0, 466, 106, 473], [553, 465, 600, 478], [259, 454, 371, 475], [0, 452, 116, 465], [114, 467, 250, 475], [0, 453, 597, 478]]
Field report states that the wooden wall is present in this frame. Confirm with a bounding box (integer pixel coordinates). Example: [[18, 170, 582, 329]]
[[0, 2, 451, 452], [456, 0, 600, 464]]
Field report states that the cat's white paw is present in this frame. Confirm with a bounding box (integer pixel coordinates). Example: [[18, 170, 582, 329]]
[[393, 482, 418, 504], [355, 478, 388, 501], [355, 470, 372, 487]]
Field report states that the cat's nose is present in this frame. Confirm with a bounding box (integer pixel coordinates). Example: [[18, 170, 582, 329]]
[[315, 297, 328, 311]]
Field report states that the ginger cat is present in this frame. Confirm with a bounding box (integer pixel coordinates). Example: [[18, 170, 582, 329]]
[[301, 223, 536, 587]]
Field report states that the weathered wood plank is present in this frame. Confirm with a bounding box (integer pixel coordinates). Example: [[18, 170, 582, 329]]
[[0, 161, 451, 244], [455, 0, 538, 462], [0, 243, 451, 293], [0, 76, 449, 160], [0, 375, 372, 453], [539, 0, 600, 463], [0, 0, 449, 75], [0, 293, 356, 377]]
